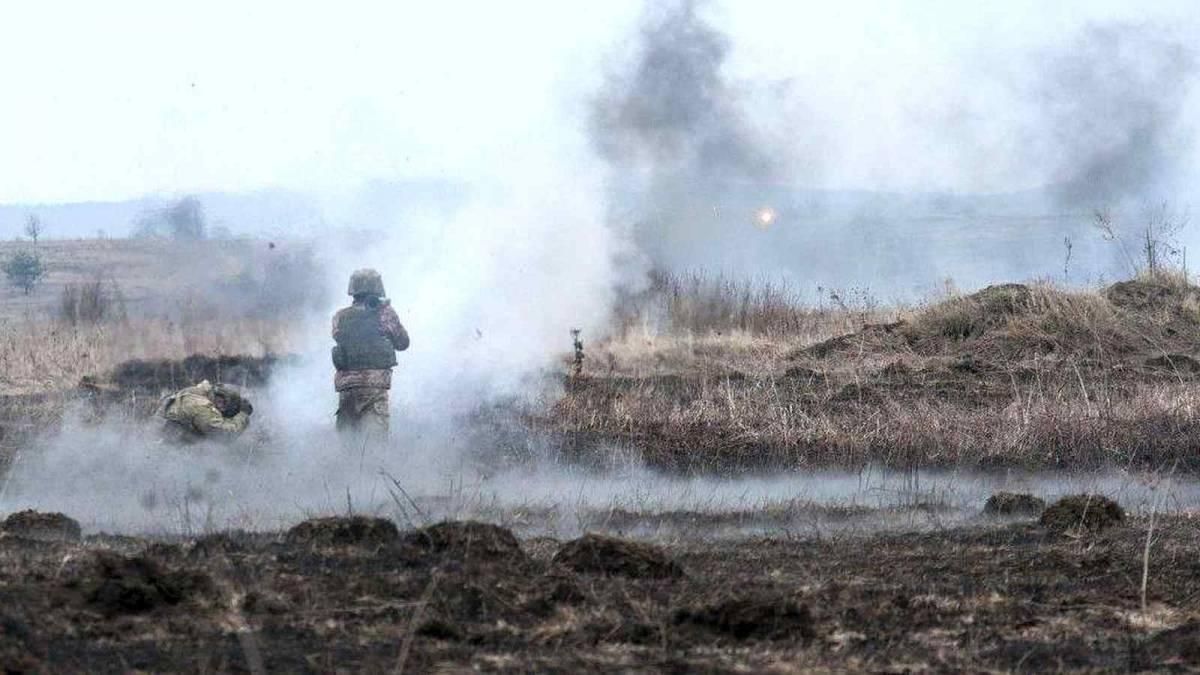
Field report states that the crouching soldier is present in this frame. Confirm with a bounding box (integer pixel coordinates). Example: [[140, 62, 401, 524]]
[[332, 269, 409, 439], [156, 380, 253, 444]]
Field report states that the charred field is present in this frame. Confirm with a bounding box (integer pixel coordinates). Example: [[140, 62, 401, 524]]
[[4, 508, 1200, 672]]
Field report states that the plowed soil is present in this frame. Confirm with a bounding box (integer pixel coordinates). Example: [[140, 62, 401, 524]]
[[2, 513, 1199, 672]]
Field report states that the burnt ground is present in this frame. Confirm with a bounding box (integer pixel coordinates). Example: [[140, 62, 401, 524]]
[[2, 513, 1200, 672]]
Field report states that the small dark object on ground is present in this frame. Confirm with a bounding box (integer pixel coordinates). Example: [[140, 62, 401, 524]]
[[984, 492, 1047, 517], [675, 596, 816, 641], [285, 515, 399, 548], [2, 510, 82, 542], [84, 552, 213, 616], [553, 533, 684, 579], [415, 619, 464, 641], [1040, 494, 1125, 532], [405, 520, 526, 563]]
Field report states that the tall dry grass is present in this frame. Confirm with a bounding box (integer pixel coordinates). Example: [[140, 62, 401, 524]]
[[0, 316, 295, 394], [548, 271, 1200, 473], [615, 270, 889, 339], [595, 270, 900, 379]]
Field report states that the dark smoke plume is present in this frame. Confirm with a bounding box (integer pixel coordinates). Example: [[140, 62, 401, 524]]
[[591, 0, 783, 273], [1035, 22, 1195, 207]]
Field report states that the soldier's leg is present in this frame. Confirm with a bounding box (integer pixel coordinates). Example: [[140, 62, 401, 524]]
[[336, 390, 362, 432], [365, 389, 390, 441]]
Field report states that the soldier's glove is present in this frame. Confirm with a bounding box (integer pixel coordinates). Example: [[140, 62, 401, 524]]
[[241, 399, 254, 415]]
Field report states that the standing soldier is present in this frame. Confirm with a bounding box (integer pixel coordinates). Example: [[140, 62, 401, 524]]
[[332, 269, 409, 439]]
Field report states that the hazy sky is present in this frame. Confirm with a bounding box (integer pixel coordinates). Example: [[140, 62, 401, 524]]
[[1, 0, 1197, 204]]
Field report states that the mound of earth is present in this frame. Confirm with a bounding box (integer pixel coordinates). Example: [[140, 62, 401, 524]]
[[983, 492, 1046, 517], [1104, 278, 1200, 314], [405, 521, 526, 563], [106, 354, 286, 394], [907, 283, 1037, 342], [553, 533, 684, 579], [285, 515, 399, 548], [675, 596, 816, 641], [803, 321, 907, 358], [1039, 495, 1125, 532], [82, 552, 215, 617], [1, 510, 81, 542], [1135, 621, 1200, 669]]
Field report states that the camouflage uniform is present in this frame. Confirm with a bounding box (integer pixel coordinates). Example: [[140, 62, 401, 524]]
[[156, 380, 252, 444], [332, 269, 409, 438]]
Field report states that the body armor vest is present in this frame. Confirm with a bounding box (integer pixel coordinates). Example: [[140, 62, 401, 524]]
[[334, 306, 397, 371]]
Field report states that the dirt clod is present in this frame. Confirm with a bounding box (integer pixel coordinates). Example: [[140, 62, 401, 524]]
[[983, 492, 1046, 517], [83, 552, 214, 616], [2, 510, 82, 542], [1039, 494, 1124, 532], [675, 596, 816, 641], [285, 515, 399, 548], [415, 618, 463, 641], [406, 520, 526, 564], [553, 533, 684, 579]]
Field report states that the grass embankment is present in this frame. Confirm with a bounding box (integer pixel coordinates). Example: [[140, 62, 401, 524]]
[[544, 272, 1200, 474]]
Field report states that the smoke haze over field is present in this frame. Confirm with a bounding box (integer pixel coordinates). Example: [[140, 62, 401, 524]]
[[6, 2, 1200, 530]]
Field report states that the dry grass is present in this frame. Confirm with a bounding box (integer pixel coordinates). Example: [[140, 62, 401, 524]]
[[546, 272, 1200, 474], [0, 316, 295, 395], [614, 270, 894, 340], [0, 238, 322, 320]]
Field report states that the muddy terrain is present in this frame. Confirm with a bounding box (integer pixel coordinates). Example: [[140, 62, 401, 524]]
[[1, 501, 1198, 672]]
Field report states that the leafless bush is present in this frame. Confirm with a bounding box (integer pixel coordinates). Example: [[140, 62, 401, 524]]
[[58, 279, 126, 326], [1095, 202, 1190, 281]]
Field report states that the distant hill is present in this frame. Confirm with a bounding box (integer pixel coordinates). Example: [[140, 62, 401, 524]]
[[0, 179, 470, 240]]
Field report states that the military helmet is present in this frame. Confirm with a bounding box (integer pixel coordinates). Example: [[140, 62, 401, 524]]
[[211, 383, 243, 400], [209, 383, 245, 417], [348, 268, 386, 297]]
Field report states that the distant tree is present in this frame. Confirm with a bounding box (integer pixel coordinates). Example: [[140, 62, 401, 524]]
[[24, 214, 43, 244], [165, 196, 206, 239], [3, 250, 46, 295], [134, 196, 207, 239]]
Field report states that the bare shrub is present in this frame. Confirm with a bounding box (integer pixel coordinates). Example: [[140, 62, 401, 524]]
[[1095, 203, 1190, 281], [134, 196, 207, 240], [59, 279, 127, 326], [24, 214, 43, 244]]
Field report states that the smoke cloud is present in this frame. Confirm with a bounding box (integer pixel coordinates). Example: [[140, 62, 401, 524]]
[[1032, 22, 1196, 208], [591, 0, 792, 275]]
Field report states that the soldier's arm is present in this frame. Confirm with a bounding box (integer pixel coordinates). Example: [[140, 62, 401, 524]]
[[331, 310, 343, 341], [190, 404, 251, 436], [380, 306, 410, 351]]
